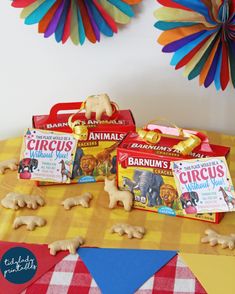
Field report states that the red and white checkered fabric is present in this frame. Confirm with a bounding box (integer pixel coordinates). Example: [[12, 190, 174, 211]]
[[137, 255, 206, 294], [22, 254, 206, 294]]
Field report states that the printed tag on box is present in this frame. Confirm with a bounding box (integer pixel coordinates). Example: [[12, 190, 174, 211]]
[[172, 157, 235, 214], [18, 129, 77, 183]]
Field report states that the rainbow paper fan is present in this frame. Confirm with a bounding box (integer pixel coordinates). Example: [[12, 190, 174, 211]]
[[154, 0, 235, 90], [11, 0, 141, 45]]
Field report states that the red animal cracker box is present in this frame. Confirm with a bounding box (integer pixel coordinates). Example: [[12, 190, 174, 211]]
[[117, 124, 230, 223], [33, 101, 135, 185]]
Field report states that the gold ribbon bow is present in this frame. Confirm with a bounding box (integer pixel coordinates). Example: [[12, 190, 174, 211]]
[[68, 102, 89, 141], [137, 118, 201, 155]]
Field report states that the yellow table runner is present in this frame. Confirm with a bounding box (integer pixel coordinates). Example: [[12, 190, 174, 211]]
[[1, 133, 235, 293], [180, 253, 235, 294], [0, 134, 235, 256]]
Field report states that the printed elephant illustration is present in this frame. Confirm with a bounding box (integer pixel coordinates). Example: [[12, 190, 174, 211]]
[[18, 158, 38, 173], [122, 176, 138, 193], [180, 192, 199, 209], [133, 170, 164, 207], [71, 148, 84, 179]]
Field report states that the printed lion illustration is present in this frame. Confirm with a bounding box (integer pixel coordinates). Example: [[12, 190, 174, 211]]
[[80, 155, 97, 176], [160, 184, 178, 208]]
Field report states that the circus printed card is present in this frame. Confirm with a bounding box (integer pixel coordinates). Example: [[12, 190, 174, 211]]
[[18, 129, 77, 183], [172, 157, 235, 214]]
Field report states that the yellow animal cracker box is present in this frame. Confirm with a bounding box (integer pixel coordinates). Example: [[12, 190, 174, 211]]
[[117, 124, 230, 223]]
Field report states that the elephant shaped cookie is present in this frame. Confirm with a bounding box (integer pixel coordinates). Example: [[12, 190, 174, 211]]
[[1, 192, 45, 210], [13, 216, 46, 231]]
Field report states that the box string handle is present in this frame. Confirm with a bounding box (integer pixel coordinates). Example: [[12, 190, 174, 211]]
[[138, 118, 202, 156]]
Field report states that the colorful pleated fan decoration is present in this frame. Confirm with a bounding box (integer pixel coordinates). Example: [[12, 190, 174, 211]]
[[154, 0, 235, 90], [11, 0, 142, 45]]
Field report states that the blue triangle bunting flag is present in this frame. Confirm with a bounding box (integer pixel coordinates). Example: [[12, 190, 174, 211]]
[[78, 248, 177, 294]]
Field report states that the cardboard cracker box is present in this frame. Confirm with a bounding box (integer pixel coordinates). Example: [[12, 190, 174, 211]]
[[33, 102, 136, 184], [117, 124, 230, 223]]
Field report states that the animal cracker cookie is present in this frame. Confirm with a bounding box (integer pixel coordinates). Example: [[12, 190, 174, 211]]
[[13, 216, 46, 231], [1, 192, 45, 210], [61, 193, 93, 210], [104, 177, 133, 211], [85, 93, 113, 120], [201, 229, 235, 250], [48, 236, 85, 255], [110, 223, 146, 239], [0, 159, 19, 175]]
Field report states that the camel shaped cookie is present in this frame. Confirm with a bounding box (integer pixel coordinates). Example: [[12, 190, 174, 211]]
[[104, 177, 133, 211], [1, 192, 45, 210]]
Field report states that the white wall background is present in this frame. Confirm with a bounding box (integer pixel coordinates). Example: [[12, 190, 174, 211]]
[[0, 1, 235, 140]]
